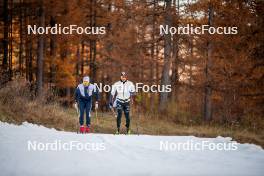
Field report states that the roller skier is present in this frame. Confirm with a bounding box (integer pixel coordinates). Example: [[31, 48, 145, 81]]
[[74, 76, 99, 133], [109, 72, 135, 135]]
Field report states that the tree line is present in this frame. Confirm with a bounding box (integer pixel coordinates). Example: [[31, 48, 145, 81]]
[[0, 0, 263, 124]]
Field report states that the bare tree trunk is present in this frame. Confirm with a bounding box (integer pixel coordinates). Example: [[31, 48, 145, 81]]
[[189, 38, 193, 86], [29, 31, 33, 83], [36, 1, 45, 96], [76, 43, 81, 81], [81, 41, 84, 76], [89, 41, 93, 78], [89, 0, 93, 79], [93, 40, 97, 82], [150, 0, 156, 111], [204, 4, 213, 121], [25, 8, 33, 83], [159, 0, 172, 111], [2, 0, 9, 70], [155, 44, 159, 86], [50, 16, 56, 85], [171, 0, 179, 101], [8, 0, 13, 80], [19, 0, 23, 75], [92, 0, 97, 82], [27, 13, 33, 83]]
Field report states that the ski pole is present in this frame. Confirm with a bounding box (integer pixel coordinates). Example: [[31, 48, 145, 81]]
[[109, 106, 116, 133], [74, 102, 80, 133], [95, 108, 98, 128], [110, 106, 117, 118], [130, 102, 139, 135], [135, 105, 139, 136]]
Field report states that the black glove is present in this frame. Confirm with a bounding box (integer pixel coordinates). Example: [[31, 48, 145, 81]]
[[109, 102, 113, 108]]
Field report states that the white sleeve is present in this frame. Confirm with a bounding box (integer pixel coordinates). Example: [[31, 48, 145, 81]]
[[129, 82, 136, 94], [111, 83, 116, 96]]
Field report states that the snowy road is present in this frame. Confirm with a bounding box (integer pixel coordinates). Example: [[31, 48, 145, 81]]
[[0, 122, 263, 176]]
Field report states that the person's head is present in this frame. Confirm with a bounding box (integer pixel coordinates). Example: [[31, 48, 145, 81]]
[[120, 72, 127, 82], [83, 76, 90, 86]]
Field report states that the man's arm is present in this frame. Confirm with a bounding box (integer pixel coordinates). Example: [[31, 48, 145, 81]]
[[109, 83, 116, 107], [73, 87, 80, 111], [74, 87, 79, 102]]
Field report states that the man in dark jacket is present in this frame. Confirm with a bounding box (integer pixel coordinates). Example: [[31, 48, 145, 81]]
[[75, 76, 99, 133]]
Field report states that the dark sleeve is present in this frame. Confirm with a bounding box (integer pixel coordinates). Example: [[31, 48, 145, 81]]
[[94, 86, 99, 101], [74, 87, 79, 102], [109, 94, 113, 105]]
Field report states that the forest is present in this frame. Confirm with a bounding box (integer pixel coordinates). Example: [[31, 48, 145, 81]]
[[0, 0, 263, 144]]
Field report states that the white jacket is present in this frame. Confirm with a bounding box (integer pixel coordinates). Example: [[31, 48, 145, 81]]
[[111, 80, 135, 102], [77, 83, 97, 97]]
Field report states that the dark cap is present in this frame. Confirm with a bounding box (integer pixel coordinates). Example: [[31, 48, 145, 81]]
[[121, 72, 126, 76]]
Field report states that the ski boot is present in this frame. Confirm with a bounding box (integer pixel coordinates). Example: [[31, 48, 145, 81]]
[[85, 125, 90, 133], [79, 125, 85, 133], [126, 128, 131, 135], [115, 128, 120, 135]]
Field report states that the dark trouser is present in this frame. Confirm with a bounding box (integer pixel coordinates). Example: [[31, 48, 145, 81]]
[[116, 101, 130, 131], [79, 99, 92, 126]]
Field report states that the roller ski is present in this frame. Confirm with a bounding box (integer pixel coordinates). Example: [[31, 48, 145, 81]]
[[114, 128, 131, 135], [79, 125, 90, 134]]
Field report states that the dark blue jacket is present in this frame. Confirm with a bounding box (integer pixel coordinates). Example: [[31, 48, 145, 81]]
[[75, 83, 99, 102]]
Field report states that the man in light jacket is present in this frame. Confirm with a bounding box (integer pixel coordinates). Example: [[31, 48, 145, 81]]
[[110, 72, 135, 134]]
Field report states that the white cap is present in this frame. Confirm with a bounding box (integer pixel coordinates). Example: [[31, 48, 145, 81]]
[[83, 76, 90, 82]]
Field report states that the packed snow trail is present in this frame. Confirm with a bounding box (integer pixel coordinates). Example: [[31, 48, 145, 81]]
[[0, 122, 264, 176]]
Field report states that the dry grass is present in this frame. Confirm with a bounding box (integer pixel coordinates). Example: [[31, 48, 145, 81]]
[[0, 79, 263, 148], [85, 111, 264, 148], [0, 79, 76, 131]]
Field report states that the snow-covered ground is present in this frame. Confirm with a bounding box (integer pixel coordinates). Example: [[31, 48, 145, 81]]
[[0, 122, 263, 176]]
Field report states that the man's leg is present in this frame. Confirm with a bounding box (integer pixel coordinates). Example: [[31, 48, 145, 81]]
[[116, 101, 122, 132], [79, 101, 85, 126], [124, 102, 130, 131], [79, 101, 86, 133], [85, 101, 92, 127]]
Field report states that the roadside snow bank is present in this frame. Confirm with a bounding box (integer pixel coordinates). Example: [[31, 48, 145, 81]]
[[0, 122, 263, 176]]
